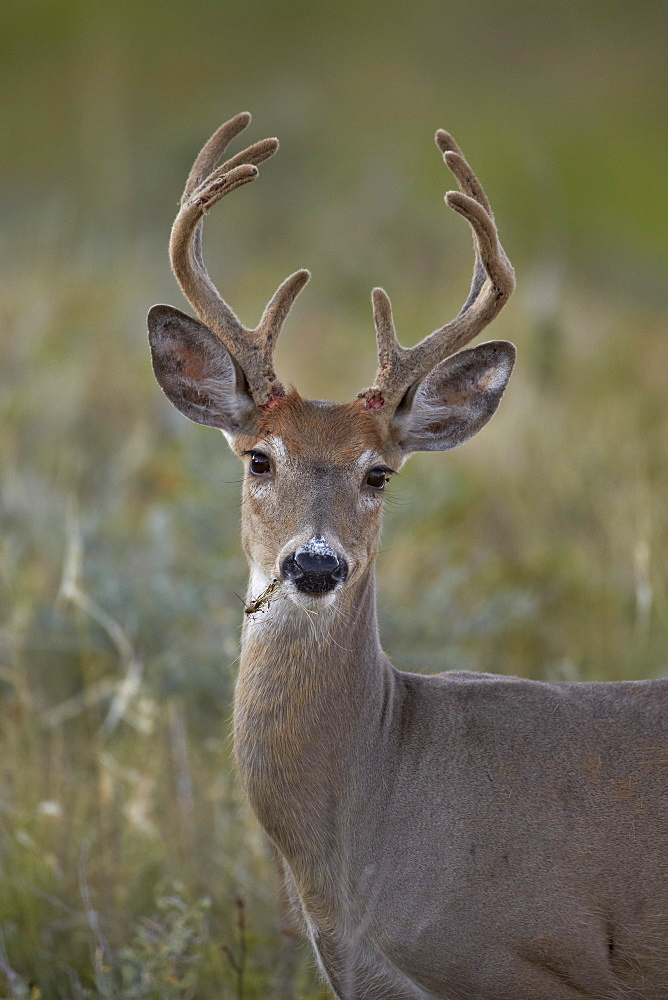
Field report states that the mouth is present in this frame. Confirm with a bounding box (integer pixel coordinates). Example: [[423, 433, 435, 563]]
[[283, 583, 341, 612]]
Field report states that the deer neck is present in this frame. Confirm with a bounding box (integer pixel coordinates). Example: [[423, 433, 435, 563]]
[[234, 567, 394, 887]]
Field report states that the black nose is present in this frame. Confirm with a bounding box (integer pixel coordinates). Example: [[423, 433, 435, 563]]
[[281, 537, 348, 594]]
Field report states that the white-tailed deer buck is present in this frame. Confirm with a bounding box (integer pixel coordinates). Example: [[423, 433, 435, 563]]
[[148, 114, 668, 1000]]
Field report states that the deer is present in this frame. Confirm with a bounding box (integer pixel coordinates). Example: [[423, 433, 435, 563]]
[[147, 113, 668, 1000]]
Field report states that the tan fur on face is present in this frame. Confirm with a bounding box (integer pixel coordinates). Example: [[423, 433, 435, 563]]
[[234, 391, 393, 589], [235, 390, 388, 463]]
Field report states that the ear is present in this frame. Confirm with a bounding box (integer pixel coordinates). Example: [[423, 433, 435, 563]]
[[147, 304, 256, 434], [392, 341, 516, 455]]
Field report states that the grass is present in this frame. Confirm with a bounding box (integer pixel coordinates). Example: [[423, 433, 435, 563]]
[[1, 0, 667, 995]]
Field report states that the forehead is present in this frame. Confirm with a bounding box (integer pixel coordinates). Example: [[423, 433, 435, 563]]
[[239, 393, 387, 464]]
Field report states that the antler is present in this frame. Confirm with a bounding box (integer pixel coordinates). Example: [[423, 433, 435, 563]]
[[358, 130, 515, 415], [169, 112, 310, 409]]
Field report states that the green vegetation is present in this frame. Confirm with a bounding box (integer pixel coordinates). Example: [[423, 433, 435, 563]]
[[1, 0, 666, 995]]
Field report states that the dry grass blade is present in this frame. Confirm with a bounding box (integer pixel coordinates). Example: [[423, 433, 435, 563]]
[[54, 501, 144, 737]]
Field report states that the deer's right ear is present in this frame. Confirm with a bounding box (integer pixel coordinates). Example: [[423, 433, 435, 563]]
[[147, 304, 256, 434]]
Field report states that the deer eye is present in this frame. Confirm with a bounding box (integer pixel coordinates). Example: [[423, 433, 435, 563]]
[[248, 451, 271, 476], [366, 468, 390, 490]]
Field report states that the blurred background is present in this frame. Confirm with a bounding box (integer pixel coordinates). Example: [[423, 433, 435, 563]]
[[1, 0, 666, 996]]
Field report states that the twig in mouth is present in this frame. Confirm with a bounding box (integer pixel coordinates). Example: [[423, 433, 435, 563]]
[[244, 578, 283, 616]]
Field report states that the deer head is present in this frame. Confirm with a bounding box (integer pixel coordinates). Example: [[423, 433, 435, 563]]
[[148, 113, 515, 606]]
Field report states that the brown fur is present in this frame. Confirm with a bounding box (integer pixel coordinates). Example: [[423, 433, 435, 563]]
[[172, 342, 209, 381], [258, 391, 386, 462]]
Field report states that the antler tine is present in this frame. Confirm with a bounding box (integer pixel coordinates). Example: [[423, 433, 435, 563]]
[[364, 288, 405, 410], [358, 131, 514, 416], [183, 112, 253, 202], [170, 113, 310, 409], [256, 269, 312, 342], [435, 129, 492, 215]]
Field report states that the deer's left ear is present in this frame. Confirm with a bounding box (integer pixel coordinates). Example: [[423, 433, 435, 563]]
[[392, 341, 516, 455]]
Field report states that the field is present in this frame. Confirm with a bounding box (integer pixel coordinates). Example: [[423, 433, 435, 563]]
[[1, 1, 667, 996]]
